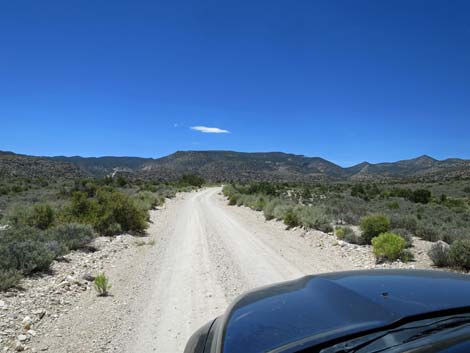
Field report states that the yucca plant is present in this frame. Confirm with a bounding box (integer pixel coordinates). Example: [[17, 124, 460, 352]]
[[94, 273, 111, 296]]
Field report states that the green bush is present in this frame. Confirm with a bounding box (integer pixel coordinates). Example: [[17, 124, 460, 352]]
[[448, 239, 470, 271], [65, 189, 148, 236], [6, 203, 55, 230], [428, 241, 451, 267], [360, 215, 390, 244], [178, 174, 205, 188], [411, 189, 432, 204], [30, 204, 55, 230], [0, 270, 22, 291], [371, 232, 406, 263], [94, 273, 111, 296], [284, 209, 300, 229]]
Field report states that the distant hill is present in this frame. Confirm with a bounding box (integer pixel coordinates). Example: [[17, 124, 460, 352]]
[[51, 155, 154, 177], [1, 150, 470, 182], [0, 151, 85, 180]]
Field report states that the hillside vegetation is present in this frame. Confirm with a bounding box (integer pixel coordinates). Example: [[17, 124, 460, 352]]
[[223, 179, 470, 270]]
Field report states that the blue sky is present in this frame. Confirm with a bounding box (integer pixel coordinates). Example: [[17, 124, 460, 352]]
[[0, 0, 469, 166]]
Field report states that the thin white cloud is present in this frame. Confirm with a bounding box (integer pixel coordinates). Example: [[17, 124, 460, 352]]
[[190, 126, 230, 134]]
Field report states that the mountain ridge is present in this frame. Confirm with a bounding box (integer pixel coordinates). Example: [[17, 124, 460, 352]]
[[1, 150, 470, 182]]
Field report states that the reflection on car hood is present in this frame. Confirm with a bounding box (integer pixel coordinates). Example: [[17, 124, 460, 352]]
[[221, 270, 470, 353]]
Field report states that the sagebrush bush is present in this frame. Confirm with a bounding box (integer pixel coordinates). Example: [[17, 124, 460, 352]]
[[0, 270, 22, 291], [296, 206, 332, 233], [371, 232, 406, 263], [448, 239, 470, 271], [65, 189, 148, 236], [415, 224, 441, 242], [390, 228, 413, 248], [263, 199, 282, 220], [283, 209, 300, 229], [360, 215, 390, 244], [6, 203, 55, 230], [336, 226, 361, 244], [94, 273, 111, 296], [46, 223, 96, 251], [428, 241, 451, 267], [0, 226, 57, 274], [390, 215, 418, 233], [30, 204, 55, 230]]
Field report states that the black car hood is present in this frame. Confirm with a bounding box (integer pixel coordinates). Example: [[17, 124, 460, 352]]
[[220, 270, 470, 353]]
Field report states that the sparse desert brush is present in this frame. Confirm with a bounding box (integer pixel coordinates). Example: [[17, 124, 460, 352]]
[[448, 239, 470, 271], [94, 273, 112, 296], [335, 226, 361, 244], [428, 241, 451, 267]]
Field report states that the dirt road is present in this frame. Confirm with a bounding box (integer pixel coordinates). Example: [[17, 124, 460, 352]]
[[31, 188, 374, 352]]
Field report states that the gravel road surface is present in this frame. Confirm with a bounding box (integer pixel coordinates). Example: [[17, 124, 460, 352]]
[[31, 187, 418, 353]]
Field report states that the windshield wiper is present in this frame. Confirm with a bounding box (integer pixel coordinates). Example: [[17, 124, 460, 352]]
[[320, 314, 470, 353]]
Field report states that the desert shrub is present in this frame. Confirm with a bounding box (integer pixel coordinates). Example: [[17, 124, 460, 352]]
[[390, 228, 413, 248], [415, 224, 441, 242], [30, 204, 55, 230], [94, 190, 148, 235], [360, 215, 390, 244], [66, 189, 148, 236], [6, 203, 55, 230], [263, 199, 282, 220], [0, 270, 22, 291], [464, 186, 470, 194], [371, 232, 406, 262], [0, 227, 57, 274], [410, 189, 432, 204], [228, 194, 239, 206], [135, 191, 160, 211], [46, 223, 96, 251], [178, 174, 205, 188], [448, 239, 470, 271], [284, 209, 300, 229], [390, 215, 418, 233], [6, 204, 32, 227], [247, 182, 277, 196], [94, 273, 111, 296], [272, 203, 293, 221], [387, 201, 400, 210], [336, 226, 362, 244], [296, 206, 332, 232], [428, 241, 451, 267]]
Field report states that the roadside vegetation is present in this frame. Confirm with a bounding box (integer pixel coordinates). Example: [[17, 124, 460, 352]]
[[0, 174, 204, 290], [223, 179, 470, 270]]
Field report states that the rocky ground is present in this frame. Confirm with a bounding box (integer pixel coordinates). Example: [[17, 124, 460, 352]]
[[0, 234, 156, 352], [0, 188, 441, 353]]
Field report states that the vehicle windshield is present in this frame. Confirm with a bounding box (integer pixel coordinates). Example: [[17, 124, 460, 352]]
[[318, 314, 470, 353]]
